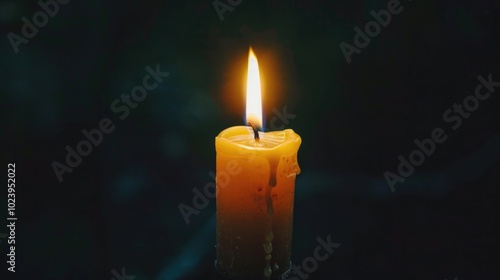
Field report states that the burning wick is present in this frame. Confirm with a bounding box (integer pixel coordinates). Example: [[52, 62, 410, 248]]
[[248, 122, 260, 140]]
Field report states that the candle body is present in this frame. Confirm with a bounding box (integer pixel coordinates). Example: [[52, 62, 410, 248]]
[[215, 126, 301, 279]]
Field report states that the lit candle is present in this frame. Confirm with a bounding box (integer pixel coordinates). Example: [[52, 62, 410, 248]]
[[215, 48, 301, 279]]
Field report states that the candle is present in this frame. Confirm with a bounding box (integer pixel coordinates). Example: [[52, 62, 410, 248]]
[[215, 48, 301, 279]]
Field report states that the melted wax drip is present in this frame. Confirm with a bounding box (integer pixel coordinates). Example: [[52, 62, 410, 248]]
[[263, 159, 279, 279], [269, 161, 277, 187], [263, 231, 273, 278]]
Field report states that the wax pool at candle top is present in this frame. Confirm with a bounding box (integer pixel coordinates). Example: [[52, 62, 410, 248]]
[[221, 127, 288, 148], [217, 126, 301, 185], [215, 126, 301, 279]]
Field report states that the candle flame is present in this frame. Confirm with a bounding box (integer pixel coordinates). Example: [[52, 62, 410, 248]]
[[246, 47, 263, 130]]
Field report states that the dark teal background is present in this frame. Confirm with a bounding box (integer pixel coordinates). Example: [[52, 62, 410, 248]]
[[1, 0, 500, 279]]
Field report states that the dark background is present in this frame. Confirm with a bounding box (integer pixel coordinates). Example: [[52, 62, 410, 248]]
[[1, 0, 500, 279]]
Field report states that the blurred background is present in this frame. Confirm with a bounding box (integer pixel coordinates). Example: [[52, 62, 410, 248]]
[[1, 0, 500, 279]]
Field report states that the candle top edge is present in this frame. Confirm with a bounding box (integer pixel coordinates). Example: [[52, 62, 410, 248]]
[[215, 126, 301, 151]]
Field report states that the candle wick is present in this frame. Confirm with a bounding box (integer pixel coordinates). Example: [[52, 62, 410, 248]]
[[248, 122, 260, 140]]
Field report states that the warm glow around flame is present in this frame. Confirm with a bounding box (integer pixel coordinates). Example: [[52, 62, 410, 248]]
[[246, 47, 263, 130]]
